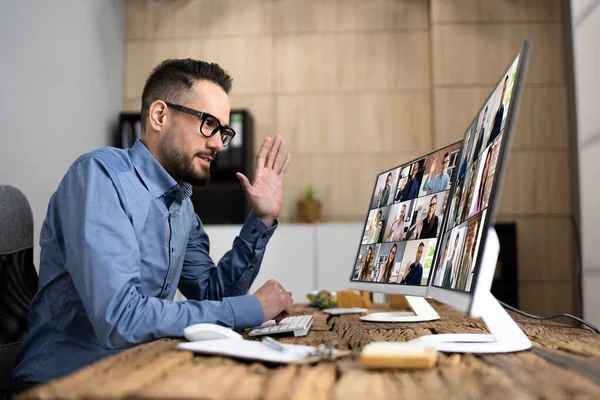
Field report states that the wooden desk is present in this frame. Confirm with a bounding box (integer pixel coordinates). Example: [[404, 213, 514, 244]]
[[17, 303, 600, 399]]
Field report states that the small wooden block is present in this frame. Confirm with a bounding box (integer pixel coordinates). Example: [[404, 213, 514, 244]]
[[360, 342, 438, 369]]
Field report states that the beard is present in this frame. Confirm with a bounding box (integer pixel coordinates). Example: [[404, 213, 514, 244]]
[[160, 128, 212, 187]]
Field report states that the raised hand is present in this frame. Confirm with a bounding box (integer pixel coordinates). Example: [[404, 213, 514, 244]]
[[236, 136, 291, 227]]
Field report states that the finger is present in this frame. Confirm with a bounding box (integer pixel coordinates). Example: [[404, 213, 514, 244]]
[[272, 138, 285, 170], [278, 153, 292, 176], [265, 135, 281, 168], [256, 137, 272, 169], [283, 294, 295, 315], [274, 313, 286, 323], [236, 172, 252, 192]]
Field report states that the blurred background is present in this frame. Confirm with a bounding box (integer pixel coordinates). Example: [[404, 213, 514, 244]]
[[0, 0, 598, 326]]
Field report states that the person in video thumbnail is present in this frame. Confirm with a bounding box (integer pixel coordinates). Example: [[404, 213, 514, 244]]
[[448, 183, 462, 228], [399, 242, 425, 285], [472, 106, 488, 160], [386, 204, 407, 242], [358, 246, 375, 281], [488, 75, 509, 146], [379, 244, 398, 283], [423, 153, 451, 194], [472, 150, 493, 215], [367, 210, 383, 243], [441, 232, 461, 288], [460, 171, 476, 223], [396, 162, 420, 202], [377, 172, 393, 207], [455, 220, 480, 290], [417, 195, 439, 239], [458, 128, 475, 181]]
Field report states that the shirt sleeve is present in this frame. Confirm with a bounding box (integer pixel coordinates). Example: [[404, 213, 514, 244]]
[[178, 212, 278, 322], [55, 156, 263, 350]]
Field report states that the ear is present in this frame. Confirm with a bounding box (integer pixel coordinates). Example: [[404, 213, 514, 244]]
[[148, 100, 169, 133]]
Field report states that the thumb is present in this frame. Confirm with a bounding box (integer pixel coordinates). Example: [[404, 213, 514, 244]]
[[236, 172, 252, 191]]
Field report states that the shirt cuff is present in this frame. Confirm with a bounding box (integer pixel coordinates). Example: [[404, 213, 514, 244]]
[[238, 211, 278, 249], [224, 295, 264, 331]]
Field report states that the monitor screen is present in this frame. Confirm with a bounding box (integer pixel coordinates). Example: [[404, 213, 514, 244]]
[[350, 142, 462, 286], [429, 50, 524, 295]]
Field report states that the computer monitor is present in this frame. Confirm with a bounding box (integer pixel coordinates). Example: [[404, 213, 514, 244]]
[[413, 42, 532, 353], [348, 42, 531, 353], [349, 141, 462, 322]]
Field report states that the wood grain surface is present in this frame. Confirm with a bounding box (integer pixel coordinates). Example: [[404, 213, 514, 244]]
[[16, 303, 600, 400]]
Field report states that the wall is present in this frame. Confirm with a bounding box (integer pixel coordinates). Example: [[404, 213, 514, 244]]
[[124, 0, 573, 317], [570, 0, 600, 326], [0, 0, 126, 269]]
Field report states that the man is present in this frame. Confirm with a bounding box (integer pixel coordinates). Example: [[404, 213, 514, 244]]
[[487, 75, 508, 146], [386, 204, 406, 242], [395, 162, 420, 202], [379, 244, 398, 283], [471, 106, 488, 160], [454, 220, 480, 291], [441, 233, 461, 288], [422, 153, 450, 194], [377, 172, 393, 207], [417, 195, 439, 239], [14, 59, 295, 383], [399, 243, 424, 285]]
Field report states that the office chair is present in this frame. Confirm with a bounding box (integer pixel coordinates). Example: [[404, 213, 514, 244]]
[[0, 185, 38, 396]]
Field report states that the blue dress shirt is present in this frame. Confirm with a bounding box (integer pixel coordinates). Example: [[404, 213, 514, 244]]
[[13, 140, 274, 382]]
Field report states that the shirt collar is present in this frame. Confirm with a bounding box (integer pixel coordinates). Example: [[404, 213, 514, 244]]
[[129, 140, 193, 203]]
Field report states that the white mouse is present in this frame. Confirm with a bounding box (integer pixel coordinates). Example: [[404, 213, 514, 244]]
[[183, 323, 243, 342]]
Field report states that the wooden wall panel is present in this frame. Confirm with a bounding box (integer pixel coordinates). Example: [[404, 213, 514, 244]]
[[275, 31, 430, 92], [432, 23, 564, 85], [276, 92, 432, 154], [127, 0, 273, 39], [274, 0, 428, 33], [431, 0, 560, 23], [498, 150, 570, 215]]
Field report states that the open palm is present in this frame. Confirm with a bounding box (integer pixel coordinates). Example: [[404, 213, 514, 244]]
[[236, 136, 291, 227]]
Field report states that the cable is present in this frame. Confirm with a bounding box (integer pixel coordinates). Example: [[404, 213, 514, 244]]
[[499, 300, 600, 334]]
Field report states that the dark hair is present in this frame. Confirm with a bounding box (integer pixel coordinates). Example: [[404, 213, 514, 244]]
[[141, 59, 233, 130], [418, 242, 425, 248], [443, 152, 449, 158]]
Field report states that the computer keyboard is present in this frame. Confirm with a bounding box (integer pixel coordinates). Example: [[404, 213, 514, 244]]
[[248, 315, 313, 337]]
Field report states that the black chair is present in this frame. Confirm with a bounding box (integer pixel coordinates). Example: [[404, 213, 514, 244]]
[[0, 185, 39, 397]]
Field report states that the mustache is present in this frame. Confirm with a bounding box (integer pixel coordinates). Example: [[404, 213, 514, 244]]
[[195, 152, 217, 159]]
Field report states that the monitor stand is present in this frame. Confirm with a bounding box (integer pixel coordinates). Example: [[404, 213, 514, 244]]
[[410, 228, 532, 353], [359, 296, 440, 322]]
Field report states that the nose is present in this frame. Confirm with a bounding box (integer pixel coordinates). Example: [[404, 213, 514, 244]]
[[206, 132, 225, 153]]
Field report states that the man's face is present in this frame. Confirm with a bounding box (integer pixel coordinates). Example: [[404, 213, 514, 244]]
[[442, 156, 450, 172], [415, 245, 424, 263], [158, 80, 230, 186], [428, 197, 437, 219]]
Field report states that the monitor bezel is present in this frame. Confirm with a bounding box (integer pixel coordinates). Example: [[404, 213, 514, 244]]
[[348, 141, 462, 297], [427, 41, 531, 314]]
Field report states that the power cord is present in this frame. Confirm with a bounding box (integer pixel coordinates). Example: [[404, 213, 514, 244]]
[[499, 300, 600, 334]]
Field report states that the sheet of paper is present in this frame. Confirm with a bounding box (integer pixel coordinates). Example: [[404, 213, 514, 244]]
[[177, 339, 316, 364]]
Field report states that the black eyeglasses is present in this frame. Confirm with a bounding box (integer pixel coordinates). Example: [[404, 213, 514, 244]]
[[165, 102, 236, 147]]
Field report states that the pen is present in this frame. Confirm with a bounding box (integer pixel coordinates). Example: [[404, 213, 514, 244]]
[[262, 336, 285, 352]]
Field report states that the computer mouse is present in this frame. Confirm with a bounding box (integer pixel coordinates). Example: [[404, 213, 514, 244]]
[[183, 323, 243, 342]]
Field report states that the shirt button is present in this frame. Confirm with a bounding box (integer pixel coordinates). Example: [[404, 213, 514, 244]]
[[171, 247, 174, 253], [251, 227, 257, 234]]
